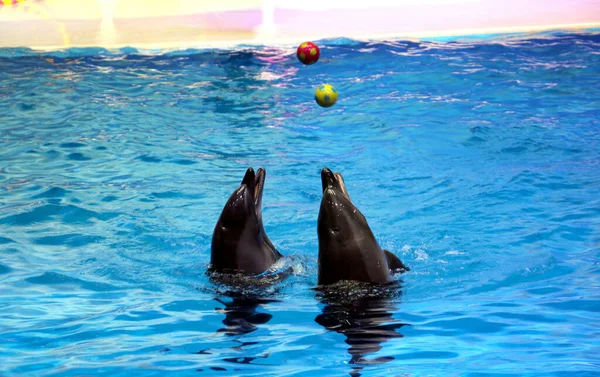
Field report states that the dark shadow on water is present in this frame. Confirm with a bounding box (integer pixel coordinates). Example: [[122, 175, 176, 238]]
[[215, 294, 278, 337], [196, 290, 279, 372], [314, 281, 409, 377]]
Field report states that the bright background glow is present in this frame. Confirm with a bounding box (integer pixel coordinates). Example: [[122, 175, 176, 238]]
[[272, 0, 481, 10], [0, 0, 598, 49]]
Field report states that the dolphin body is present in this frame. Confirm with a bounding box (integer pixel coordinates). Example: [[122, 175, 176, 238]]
[[317, 168, 409, 285], [210, 167, 282, 274]]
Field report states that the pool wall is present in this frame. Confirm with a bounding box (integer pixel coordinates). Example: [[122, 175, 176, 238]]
[[1, 0, 599, 50]]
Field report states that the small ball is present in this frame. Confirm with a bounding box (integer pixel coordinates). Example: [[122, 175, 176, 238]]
[[315, 84, 338, 108], [297, 41, 320, 65]]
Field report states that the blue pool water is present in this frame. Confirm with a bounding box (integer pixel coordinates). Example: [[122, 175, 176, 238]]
[[1, 32, 600, 377]]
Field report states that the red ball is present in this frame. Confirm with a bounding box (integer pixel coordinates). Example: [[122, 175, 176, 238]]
[[296, 42, 320, 65]]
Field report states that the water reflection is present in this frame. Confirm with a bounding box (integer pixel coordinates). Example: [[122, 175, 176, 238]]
[[198, 292, 277, 369], [215, 294, 278, 336], [315, 283, 408, 377]]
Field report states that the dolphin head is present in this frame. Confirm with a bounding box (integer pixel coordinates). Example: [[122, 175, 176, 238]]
[[211, 167, 279, 274], [317, 168, 405, 285], [318, 168, 370, 249], [218, 167, 265, 231]]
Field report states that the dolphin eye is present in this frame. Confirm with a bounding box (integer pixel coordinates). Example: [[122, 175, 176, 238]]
[[331, 227, 340, 234]]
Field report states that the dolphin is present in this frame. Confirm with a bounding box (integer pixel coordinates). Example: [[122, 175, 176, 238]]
[[317, 168, 409, 285], [210, 167, 282, 274]]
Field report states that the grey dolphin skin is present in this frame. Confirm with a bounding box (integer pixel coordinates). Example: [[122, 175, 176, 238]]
[[210, 167, 282, 274], [317, 168, 409, 285]]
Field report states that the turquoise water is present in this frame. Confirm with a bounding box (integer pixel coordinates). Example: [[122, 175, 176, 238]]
[[1, 32, 600, 376]]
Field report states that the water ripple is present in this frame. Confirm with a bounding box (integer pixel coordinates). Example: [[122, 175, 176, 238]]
[[1, 32, 600, 377]]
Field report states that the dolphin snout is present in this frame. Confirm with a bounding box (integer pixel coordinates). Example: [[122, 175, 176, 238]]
[[321, 168, 337, 191], [322, 187, 338, 201]]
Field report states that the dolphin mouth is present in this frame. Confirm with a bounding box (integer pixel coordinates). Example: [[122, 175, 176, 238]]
[[321, 168, 350, 199], [321, 168, 336, 192], [235, 167, 266, 222], [241, 167, 266, 207], [254, 168, 266, 206], [320, 170, 355, 235], [219, 168, 266, 229]]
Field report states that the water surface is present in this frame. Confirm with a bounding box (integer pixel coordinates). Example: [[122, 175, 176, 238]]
[[1, 32, 600, 377]]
